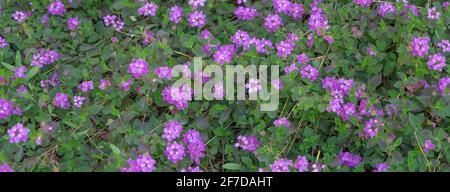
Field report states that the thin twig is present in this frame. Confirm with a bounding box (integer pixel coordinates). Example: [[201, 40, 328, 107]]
[[414, 132, 432, 172]]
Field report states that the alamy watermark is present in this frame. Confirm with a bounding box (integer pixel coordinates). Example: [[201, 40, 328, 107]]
[[170, 57, 279, 111]]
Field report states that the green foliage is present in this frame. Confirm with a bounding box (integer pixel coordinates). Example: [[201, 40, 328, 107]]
[[0, 0, 448, 172]]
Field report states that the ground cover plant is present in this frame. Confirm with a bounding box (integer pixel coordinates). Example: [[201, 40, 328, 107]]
[[0, 0, 449, 172]]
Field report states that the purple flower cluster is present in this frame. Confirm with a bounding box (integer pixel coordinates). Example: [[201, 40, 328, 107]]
[[162, 84, 192, 110], [270, 158, 293, 172], [263, 14, 283, 33], [273, 0, 291, 13], [188, 0, 207, 8], [312, 163, 325, 172], [202, 45, 212, 55], [188, 11, 207, 28], [374, 162, 389, 172], [284, 63, 299, 74], [235, 135, 261, 153], [275, 33, 298, 57], [12, 105, 22, 116], [78, 81, 94, 93], [401, 2, 419, 17], [237, 0, 247, 5], [367, 47, 377, 57], [162, 120, 183, 142], [73, 96, 85, 108], [40, 73, 60, 89], [423, 139, 436, 153], [437, 77, 450, 96], [7, 123, 30, 144], [444, 2, 450, 9], [41, 15, 49, 24], [181, 166, 203, 172], [423, 140, 435, 153], [111, 37, 119, 43], [337, 152, 362, 168], [154, 66, 173, 79], [308, 5, 329, 36], [103, 15, 124, 31], [427, 53, 446, 72], [200, 29, 212, 39], [287, 3, 305, 20], [47, 0, 66, 16], [353, 0, 372, 7], [99, 79, 111, 90], [183, 129, 202, 144], [437, 39, 450, 53], [12, 11, 30, 22], [165, 142, 186, 163], [0, 36, 8, 48], [272, 0, 305, 20], [341, 103, 357, 121], [297, 53, 309, 64], [31, 49, 59, 68], [357, 99, 377, 118], [142, 31, 154, 45], [68, 17, 79, 31], [169, 6, 183, 24], [0, 98, 13, 120], [53, 92, 70, 109], [128, 58, 149, 79], [213, 83, 224, 99], [276, 39, 296, 58], [323, 77, 353, 99], [271, 79, 283, 90], [231, 30, 251, 48], [324, 35, 334, 44], [194, 71, 211, 84], [246, 78, 262, 93], [411, 37, 430, 58], [121, 154, 157, 172], [427, 7, 441, 20], [14, 66, 27, 80], [250, 38, 273, 54], [378, 2, 396, 17], [301, 65, 319, 82], [307, 33, 315, 47], [274, 118, 291, 128], [361, 118, 384, 138], [0, 164, 13, 172], [183, 130, 206, 164], [138, 2, 158, 17], [16, 85, 27, 98], [322, 77, 356, 120], [214, 45, 236, 65], [234, 6, 259, 20], [294, 155, 309, 172], [120, 79, 133, 91], [230, 30, 273, 55]]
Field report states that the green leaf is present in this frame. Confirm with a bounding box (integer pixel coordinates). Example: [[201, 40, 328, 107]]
[[383, 62, 396, 76], [408, 113, 424, 130], [368, 75, 382, 91], [222, 163, 242, 171], [110, 144, 121, 155], [182, 35, 195, 49], [25, 67, 40, 81], [15, 51, 21, 66], [157, 41, 173, 55], [1, 62, 15, 71]]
